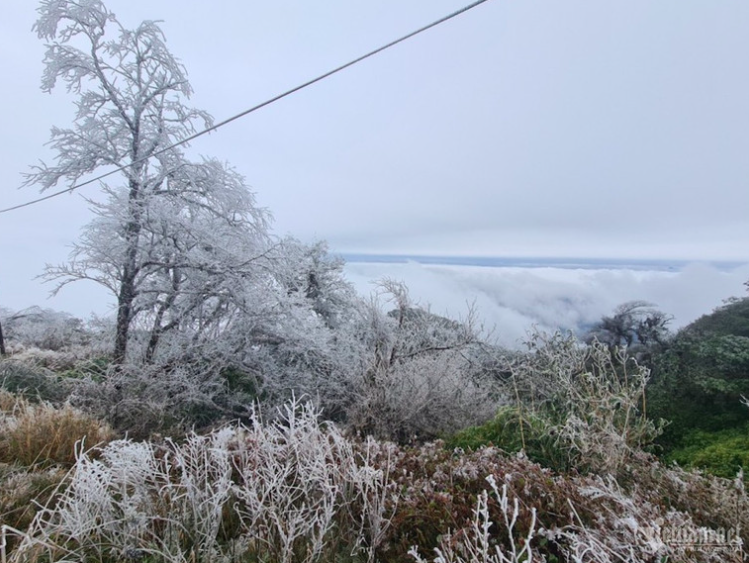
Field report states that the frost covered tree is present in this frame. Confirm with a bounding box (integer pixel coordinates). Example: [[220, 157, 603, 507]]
[[342, 279, 497, 440], [586, 301, 671, 352], [0, 306, 90, 352], [25, 1, 270, 362]]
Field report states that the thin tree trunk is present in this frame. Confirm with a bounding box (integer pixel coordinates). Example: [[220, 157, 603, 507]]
[[113, 172, 144, 364], [0, 319, 6, 356], [114, 273, 136, 363], [113, 224, 141, 363]]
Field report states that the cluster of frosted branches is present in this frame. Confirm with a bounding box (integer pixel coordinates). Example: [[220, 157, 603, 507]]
[[67, 361, 246, 438], [344, 279, 498, 441], [232, 399, 397, 563], [4, 432, 234, 563], [409, 475, 537, 563]]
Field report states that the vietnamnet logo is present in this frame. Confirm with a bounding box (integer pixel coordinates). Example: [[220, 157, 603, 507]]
[[641, 523, 743, 559]]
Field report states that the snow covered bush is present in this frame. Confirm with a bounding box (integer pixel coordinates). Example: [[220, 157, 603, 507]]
[[349, 348, 498, 442], [344, 279, 499, 442], [232, 398, 398, 563], [0, 307, 91, 353], [489, 330, 664, 475], [67, 362, 254, 438]]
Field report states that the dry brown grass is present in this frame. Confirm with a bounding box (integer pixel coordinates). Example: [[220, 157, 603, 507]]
[[0, 389, 21, 413], [0, 390, 113, 467]]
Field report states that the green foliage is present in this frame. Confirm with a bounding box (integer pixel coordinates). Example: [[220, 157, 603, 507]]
[[445, 406, 569, 472], [647, 297, 749, 452], [221, 365, 262, 402], [58, 356, 111, 382], [666, 423, 749, 478], [648, 364, 748, 451], [685, 296, 749, 338], [681, 334, 749, 399]]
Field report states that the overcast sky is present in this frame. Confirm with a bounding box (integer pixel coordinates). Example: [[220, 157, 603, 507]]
[[2, 1, 749, 316]]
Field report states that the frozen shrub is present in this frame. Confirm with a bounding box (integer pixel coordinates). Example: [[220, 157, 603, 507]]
[[68, 362, 252, 438], [494, 330, 663, 475], [554, 341, 663, 474], [232, 398, 398, 563], [344, 280, 499, 442], [350, 349, 499, 442], [0, 307, 92, 353]]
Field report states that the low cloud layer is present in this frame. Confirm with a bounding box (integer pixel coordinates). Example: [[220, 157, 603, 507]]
[[344, 261, 749, 348]]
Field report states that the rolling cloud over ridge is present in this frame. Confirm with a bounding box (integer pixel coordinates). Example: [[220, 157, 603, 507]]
[[343, 260, 749, 348]]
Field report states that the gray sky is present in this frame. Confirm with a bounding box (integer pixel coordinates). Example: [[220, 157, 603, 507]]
[[2, 1, 749, 316]]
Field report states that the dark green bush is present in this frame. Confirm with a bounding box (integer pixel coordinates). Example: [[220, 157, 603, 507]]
[[666, 423, 749, 478], [58, 356, 111, 382], [0, 360, 70, 403], [646, 297, 749, 454]]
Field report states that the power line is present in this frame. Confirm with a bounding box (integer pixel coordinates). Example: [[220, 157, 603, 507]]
[[1, 0, 493, 215]]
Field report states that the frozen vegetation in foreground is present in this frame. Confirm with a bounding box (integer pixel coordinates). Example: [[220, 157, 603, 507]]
[[1, 394, 747, 563]]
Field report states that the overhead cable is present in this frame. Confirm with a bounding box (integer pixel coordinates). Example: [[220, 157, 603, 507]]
[[0, 0, 492, 215]]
